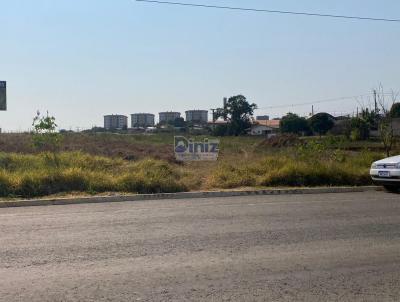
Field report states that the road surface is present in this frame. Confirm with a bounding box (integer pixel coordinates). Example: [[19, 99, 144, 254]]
[[1, 191, 400, 301]]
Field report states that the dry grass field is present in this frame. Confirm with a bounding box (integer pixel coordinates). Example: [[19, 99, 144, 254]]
[[0, 132, 395, 198]]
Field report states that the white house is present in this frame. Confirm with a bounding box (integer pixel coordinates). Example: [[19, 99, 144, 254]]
[[248, 124, 276, 137]]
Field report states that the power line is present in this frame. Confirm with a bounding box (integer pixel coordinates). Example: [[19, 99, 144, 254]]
[[135, 0, 400, 23], [256, 93, 394, 110], [258, 94, 368, 110]]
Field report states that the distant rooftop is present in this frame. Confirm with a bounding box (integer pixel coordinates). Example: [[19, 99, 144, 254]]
[[256, 120, 281, 128]]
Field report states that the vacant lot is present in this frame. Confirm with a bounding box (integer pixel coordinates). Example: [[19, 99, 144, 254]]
[[0, 133, 395, 198]]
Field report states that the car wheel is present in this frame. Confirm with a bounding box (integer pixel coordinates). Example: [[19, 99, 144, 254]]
[[383, 185, 400, 193]]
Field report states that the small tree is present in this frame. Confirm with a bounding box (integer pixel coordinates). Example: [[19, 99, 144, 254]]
[[215, 95, 257, 136], [375, 86, 398, 156], [308, 113, 335, 136], [32, 111, 63, 165], [280, 113, 310, 135]]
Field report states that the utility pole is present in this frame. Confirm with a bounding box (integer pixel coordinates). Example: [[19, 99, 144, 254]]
[[311, 105, 314, 116], [210, 109, 217, 123], [373, 89, 378, 114]]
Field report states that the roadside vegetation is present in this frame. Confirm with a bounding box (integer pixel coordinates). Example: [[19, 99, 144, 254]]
[[0, 152, 186, 198], [0, 133, 393, 198], [205, 139, 381, 189]]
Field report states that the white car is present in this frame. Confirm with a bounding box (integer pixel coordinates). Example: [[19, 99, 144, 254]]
[[370, 155, 400, 192]]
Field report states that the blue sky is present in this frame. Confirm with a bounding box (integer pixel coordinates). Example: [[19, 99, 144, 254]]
[[1, 0, 399, 131]]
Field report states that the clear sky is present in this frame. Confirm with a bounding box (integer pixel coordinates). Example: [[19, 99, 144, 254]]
[[1, 0, 399, 131]]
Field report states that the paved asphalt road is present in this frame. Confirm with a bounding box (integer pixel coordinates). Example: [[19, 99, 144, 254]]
[[1, 191, 400, 302]]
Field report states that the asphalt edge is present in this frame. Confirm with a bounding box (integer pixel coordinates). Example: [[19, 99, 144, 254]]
[[0, 186, 380, 208]]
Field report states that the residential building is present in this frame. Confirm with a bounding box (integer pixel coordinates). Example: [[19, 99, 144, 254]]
[[104, 114, 128, 130], [185, 110, 208, 124], [159, 111, 181, 123], [131, 113, 155, 128]]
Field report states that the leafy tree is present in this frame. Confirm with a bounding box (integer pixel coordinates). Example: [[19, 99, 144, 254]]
[[215, 95, 257, 136], [32, 111, 63, 166], [308, 113, 335, 136], [390, 103, 400, 118], [32, 111, 62, 150], [280, 113, 310, 135]]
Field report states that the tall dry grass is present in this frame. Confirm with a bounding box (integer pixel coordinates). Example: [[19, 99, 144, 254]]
[[204, 148, 383, 189], [0, 134, 390, 198], [0, 152, 187, 198]]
